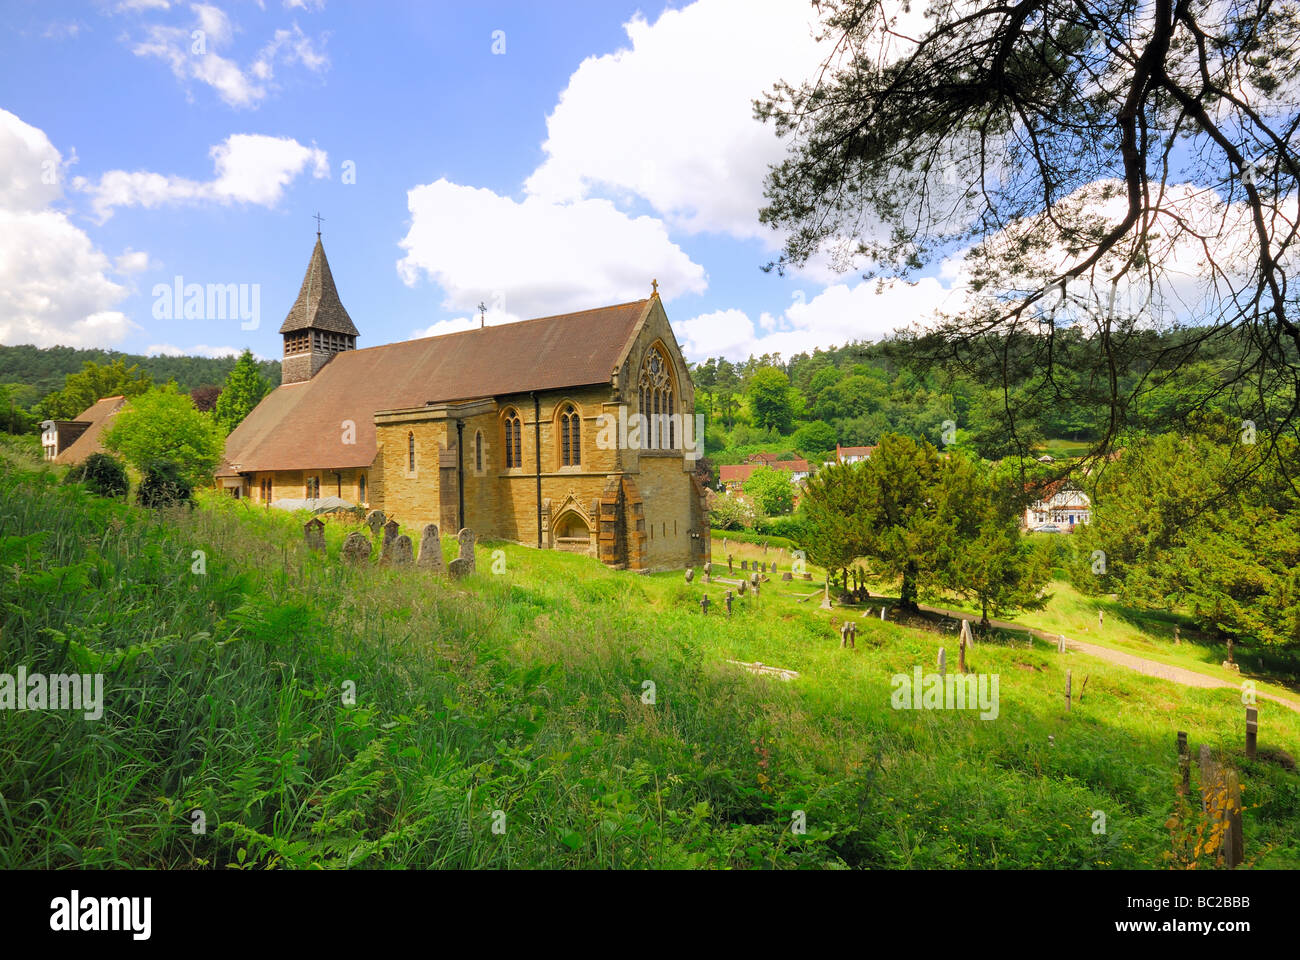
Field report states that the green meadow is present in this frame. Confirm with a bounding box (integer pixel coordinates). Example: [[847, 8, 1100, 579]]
[[2, 449, 1297, 869]]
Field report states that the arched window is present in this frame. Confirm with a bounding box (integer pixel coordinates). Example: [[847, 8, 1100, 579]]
[[358, 474, 367, 504], [503, 410, 522, 468], [559, 404, 581, 466], [640, 345, 676, 449], [475, 431, 483, 472], [408, 432, 415, 472]]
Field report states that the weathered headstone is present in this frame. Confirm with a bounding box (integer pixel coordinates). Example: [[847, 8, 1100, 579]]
[[850, 622, 857, 646], [959, 619, 972, 672], [781, 571, 792, 581], [728, 554, 733, 574], [738, 580, 747, 596], [801, 572, 812, 581], [365, 509, 386, 538], [418, 524, 443, 571], [382, 519, 399, 555], [937, 647, 946, 677], [880, 606, 887, 620], [1173, 624, 1181, 645], [1246, 707, 1258, 760], [750, 573, 760, 596], [685, 567, 695, 584], [304, 517, 325, 551], [392, 534, 414, 565], [703, 561, 712, 583], [840, 623, 850, 648], [448, 557, 471, 579], [341, 531, 372, 563], [457, 528, 476, 574], [1057, 634, 1067, 654], [740, 560, 748, 571], [700, 594, 710, 615], [725, 591, 733, 616]]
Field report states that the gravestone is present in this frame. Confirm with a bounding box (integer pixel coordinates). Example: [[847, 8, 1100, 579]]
[[341, 531, 372, 563], [728, 554, 733, 573], [801, 573, 812, 581], [703, 561, 712, 583], [750, 572, 760, 596], [938, 647, 947, 677], [448, 557, 471, 579], [738, 580, 747, 596], [418, 524, 443, 572], [457, 528, 476, 575], [365, 509, 386, 538], [770, 562, 777, 574], [382, 519, 399, 555], [700, 594, 710, 615], [1057, 634, 1067, 654], [781, 572, 792, 581], [304, 517, 325, 551], [740, 560, 748, 571], [392, 535, 414, 565], [685, 567, 695, 584], [725, 591, 733, 616]]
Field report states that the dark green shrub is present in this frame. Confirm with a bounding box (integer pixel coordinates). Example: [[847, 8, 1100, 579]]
[[137, 459, 194, 509], [65, 452, 129, 498]]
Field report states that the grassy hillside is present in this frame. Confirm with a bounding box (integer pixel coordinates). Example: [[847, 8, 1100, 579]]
[[1, 449, 1297, 868]]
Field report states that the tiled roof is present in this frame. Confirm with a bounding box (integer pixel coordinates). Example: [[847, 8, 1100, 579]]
[[719, 459, 810, 483], [52, 396, 128, 464], [224, 299, 651, 473], [279, 236, 359, 336]]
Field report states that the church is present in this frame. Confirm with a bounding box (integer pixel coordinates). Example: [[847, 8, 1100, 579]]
[[216, 235, 710, 572]]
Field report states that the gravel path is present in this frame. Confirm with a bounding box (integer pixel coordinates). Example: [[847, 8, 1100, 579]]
[[914, 603, 1300, 715]]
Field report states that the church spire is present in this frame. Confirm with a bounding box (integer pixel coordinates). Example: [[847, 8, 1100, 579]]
[[280, 232, 359, 384]]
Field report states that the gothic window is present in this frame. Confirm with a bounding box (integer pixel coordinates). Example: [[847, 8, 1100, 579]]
[[475, 431, 483, 472], [358, 474, 367, 503], [639, 345, 676, 449], [503, 410, 522, 468], [260, 477, 272, 502], [408, 432, 416, 472], [559, 404, 581, 466]]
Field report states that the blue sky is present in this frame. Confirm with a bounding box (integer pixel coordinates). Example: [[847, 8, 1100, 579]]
[[0, 0, 966, 365]]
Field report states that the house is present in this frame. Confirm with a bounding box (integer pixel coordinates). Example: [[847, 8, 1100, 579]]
[[1023, 483, 1092, 532], [217, 235, 709, 571], [719, 453, 812, 497], [835, 444, 876, 465], [42, 395, 128, 464]]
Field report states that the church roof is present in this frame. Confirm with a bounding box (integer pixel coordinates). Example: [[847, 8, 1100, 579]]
[[279, 236, 359, 336], [223, 299, 651, 473], [52, 395, 128, 465]]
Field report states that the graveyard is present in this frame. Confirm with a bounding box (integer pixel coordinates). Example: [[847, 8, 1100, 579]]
[[2, 454, 1297, 869]]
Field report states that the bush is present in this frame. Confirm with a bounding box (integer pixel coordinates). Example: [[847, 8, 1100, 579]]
[[137, 459, 194, 509], [754, 514, 807, 545], [708, 491, 755, 530], [65, 452, 129, 498]]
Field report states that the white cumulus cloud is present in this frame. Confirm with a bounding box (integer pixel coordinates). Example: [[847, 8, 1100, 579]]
[[75, 133, 328, 221], [396, 179, 707, 319], [0, 110, 134, 348]]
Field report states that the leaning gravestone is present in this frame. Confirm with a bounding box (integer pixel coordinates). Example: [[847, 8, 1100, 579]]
[[418, 524, 443, 572], [448, 557, 471, 579], [738, 580, 747, 596], [456, 528, 476, 574], [392, 535, 414, 565], [341, 531, 372, 563], [365, 509, 386, 538], [685, 567, 695, 584], [304, 517, 325, 551]]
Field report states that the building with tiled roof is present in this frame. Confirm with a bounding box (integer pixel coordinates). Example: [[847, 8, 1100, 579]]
[[835, 443, 876, 464], [718, 454, 812, 497], [43, 395, 128, 464], [219, 235, 708, 571]]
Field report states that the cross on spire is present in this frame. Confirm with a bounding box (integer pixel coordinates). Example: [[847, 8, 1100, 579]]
[[651, 278, 659, 298], [313, 212, 325, 236], [477, 300, 487, 328]]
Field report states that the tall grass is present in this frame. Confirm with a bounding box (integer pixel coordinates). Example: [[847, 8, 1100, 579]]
[[2, 450, 1297, 868]]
